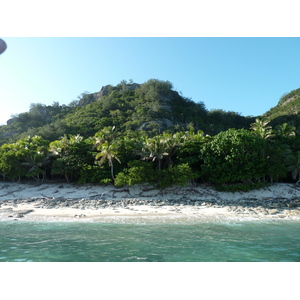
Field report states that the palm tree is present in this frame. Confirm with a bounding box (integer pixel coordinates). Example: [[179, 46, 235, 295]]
[[49, 134, 87, 182], [250, 118, 274, 140], [93, 126, 116, 149], [49, 134, 84, 155], [20, 152, 51, 183], [275, 123, 296, 138], [163, 132, 185, 168], [141, 135, 169, 170], [95, 141, 121, 181], [16, 136, 51, 183], [0, 143, 25, 182], [182, 127, 210, 143]]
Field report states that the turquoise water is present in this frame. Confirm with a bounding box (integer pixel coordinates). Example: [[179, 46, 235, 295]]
[[1, 218, 300, 262]]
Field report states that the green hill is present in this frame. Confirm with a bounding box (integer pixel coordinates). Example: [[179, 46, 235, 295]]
[[262, 87, 300, 128], [0, 79, 253, 144]]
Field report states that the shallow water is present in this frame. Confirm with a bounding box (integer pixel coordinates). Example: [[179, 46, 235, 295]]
[[1, 218, 300, 262]]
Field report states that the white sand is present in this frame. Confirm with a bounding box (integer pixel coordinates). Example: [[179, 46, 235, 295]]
[[0, 181, 299, 222]]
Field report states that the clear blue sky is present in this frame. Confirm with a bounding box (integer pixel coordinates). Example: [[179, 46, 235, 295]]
[[0, 37, 300, 125]]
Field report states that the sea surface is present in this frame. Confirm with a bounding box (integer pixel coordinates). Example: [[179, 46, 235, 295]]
[[1, 217, 300, 262]]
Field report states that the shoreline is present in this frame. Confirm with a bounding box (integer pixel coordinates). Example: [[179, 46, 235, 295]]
[[0, 181, 300, 222]]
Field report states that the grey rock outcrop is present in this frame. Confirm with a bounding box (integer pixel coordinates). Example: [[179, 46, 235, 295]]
[[94, 85, 113, 99]]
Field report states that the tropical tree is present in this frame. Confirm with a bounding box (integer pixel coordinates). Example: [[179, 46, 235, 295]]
[[250, 118, 274, 140], [201, 129, 268, 185], [114, 160, 156, 187], [16, 135, 51, 183], [116, 134, 141, 165], [140, 134, 169, 170], [275, 123, 296, 138], [95, 140, 121, 181], [93, 126, 117, 148], [49, 134, 93, 182], [177, 129, 210, 174], [157, 163, 198, 188], [20, 151, 51, 183], [0, 136, 51, 183], [158, 132, 183, 168], [0, 143, 26, 181], [182, 127, 206, 142], [264, 143, 289, 183]]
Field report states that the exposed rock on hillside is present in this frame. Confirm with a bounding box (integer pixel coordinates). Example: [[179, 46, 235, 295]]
[[91, 85, 112, 101]]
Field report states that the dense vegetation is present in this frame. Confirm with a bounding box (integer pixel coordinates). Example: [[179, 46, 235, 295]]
[[0, 79, 300, 191], [262, 87, 300, 129], [0, 79, 253, 144]]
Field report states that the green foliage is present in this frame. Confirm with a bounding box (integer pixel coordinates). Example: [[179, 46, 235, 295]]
[[285, 151, 300, 184], [207, 109, 254, 135], [0, 135, 51, 182], [275, 123, 296, 138], [140, 134, 171, 169], [115, 161, 197, 188], [93, 127, 121, 181], [264, 143, 288, 182], [115, 161, 156, 186], [177, 140, 203, 167], [263, 88, 300, 126], [0, 79, 253, 145], [201, 129, 268, 184], [49, 134, 94, 182], [0, 143, 27, 181], [250, 118, 274, 140], [78, 164, 111, 184], [0, 103, 72, 144], [95, 141, 121, 180], [157, 163, 198, 188], [1, 80, 300, 190], [278, 88, 300, 106], [177, 129, 210, 172]]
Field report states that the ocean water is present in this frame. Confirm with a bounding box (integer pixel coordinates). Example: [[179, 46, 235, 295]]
[[1, 218, 300, 262]]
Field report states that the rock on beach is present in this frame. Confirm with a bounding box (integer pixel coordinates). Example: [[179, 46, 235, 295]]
[[0, 182, 299, 221]]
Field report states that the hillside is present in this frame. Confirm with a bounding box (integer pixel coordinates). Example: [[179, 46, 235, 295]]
[[262, 87, 300, 128], [0, 79, 253, 144], [0, 79, 300, 189]]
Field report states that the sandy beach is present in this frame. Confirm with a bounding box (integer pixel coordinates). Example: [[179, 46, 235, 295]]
[[0, 181, 300, 222]]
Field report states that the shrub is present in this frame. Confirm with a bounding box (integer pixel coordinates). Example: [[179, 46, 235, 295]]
[[114, 161, 156, 186], [201, 129, 268, 184], [157, 163, 198, 188], [78, 164, 111, 184]]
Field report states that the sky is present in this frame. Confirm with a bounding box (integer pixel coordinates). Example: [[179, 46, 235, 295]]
[[1, 37, 300, 125]]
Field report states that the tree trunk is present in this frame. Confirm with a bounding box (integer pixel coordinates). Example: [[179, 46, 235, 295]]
[[110, 162, 115, 181]]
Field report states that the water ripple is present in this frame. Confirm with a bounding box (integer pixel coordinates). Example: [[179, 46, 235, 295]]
[[0, 219, 300, 262]]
